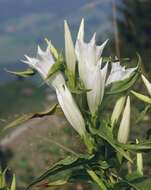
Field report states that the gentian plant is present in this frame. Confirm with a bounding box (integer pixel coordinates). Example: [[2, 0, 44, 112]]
[[4, 19, 151, 190]]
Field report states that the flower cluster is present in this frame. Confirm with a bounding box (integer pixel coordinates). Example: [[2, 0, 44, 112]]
[[6, 18, 151, 190], [22, 19, 136, 143]]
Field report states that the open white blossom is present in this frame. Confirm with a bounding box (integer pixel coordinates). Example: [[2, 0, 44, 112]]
[[75, 20, 108, 114], [23, 46, 54, 79], [22, 45, 65, 89], [106, 62, 136, 86], [22, 45, 86, 136]]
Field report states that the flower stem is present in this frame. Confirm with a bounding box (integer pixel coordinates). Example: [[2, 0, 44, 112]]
[[83, 133, 94, 154]]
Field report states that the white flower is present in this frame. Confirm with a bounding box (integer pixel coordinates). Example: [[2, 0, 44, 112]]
[[22, 45, 65, 89], [117, 96, 131, 144], [22, 45, 86, 136], [75, 20, 108, 114], [23, 46, 54, 79], [106, 62, 136, 86], [56, 85, 86, 136]]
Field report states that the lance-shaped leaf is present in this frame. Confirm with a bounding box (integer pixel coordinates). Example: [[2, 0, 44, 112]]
[[131, 91, 151, 104], [5, 68, 35, 78], [10, 175, 16, 190], [64, 20, 76, 74], [141, 75, 151, 96], [26, 154, 94, 190], [111, 96, 126, 127], [3, 104, 58, 131], [118, 96, 131, 144], [0, 169, 7, 188], [122, 140, 151, 151], [89, 123, 132, 162]]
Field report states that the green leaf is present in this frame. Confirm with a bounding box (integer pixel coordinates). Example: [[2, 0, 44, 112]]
[[10, 175, 16, 190], [114, 180, 139, 190], [123, 140, 151, 152], [5, 68, 35, 78], [135, 105, 151, 124], [26, 154, 94, 190], [46, 59, 64, 79], [106, 70, 139, 95], [131, 177, 151, 190], [3, 104, 58, 131], [131, 91, 151, 104], [126, 172, 151, 190], [65, 69, 76, 90], [89, 124, 133, 162], [86, 169, 108, 190]]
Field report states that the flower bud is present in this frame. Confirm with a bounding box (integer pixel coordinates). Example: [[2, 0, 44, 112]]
[[117, 96, 130, 143], [111, 96, 126, 126], [136, 139, 143, 175], [64, 20, 76, 74]]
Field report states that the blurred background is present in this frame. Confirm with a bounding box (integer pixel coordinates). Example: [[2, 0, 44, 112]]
[[0, 0, 151, 189]]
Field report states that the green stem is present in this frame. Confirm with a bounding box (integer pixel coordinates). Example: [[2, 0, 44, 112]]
[[83, 133, 94, 154], [86, 169, 107, 190]]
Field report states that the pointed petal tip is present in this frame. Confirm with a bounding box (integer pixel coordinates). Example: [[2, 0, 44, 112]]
[[77, 18, 85, 41]]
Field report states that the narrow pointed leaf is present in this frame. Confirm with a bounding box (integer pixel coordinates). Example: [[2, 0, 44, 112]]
[[89, 125, 133, 162], [10, 175, 16, 190], [26, 154, 94, 190], [131, 91, 151, 104], [3, 104, 58, 131], [5, 68, 35, 78]]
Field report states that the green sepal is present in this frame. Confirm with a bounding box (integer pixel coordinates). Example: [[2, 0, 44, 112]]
[[45, 38, 59, 60], [65, 69, 76, 90], [5, 68, 35, 78], [46, 57, 64, 80]]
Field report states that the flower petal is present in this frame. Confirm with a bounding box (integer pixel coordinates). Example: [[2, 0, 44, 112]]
[[56, 85, 86, 136], [106, 62, 136, 86], [22, 45, 55, 79]]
